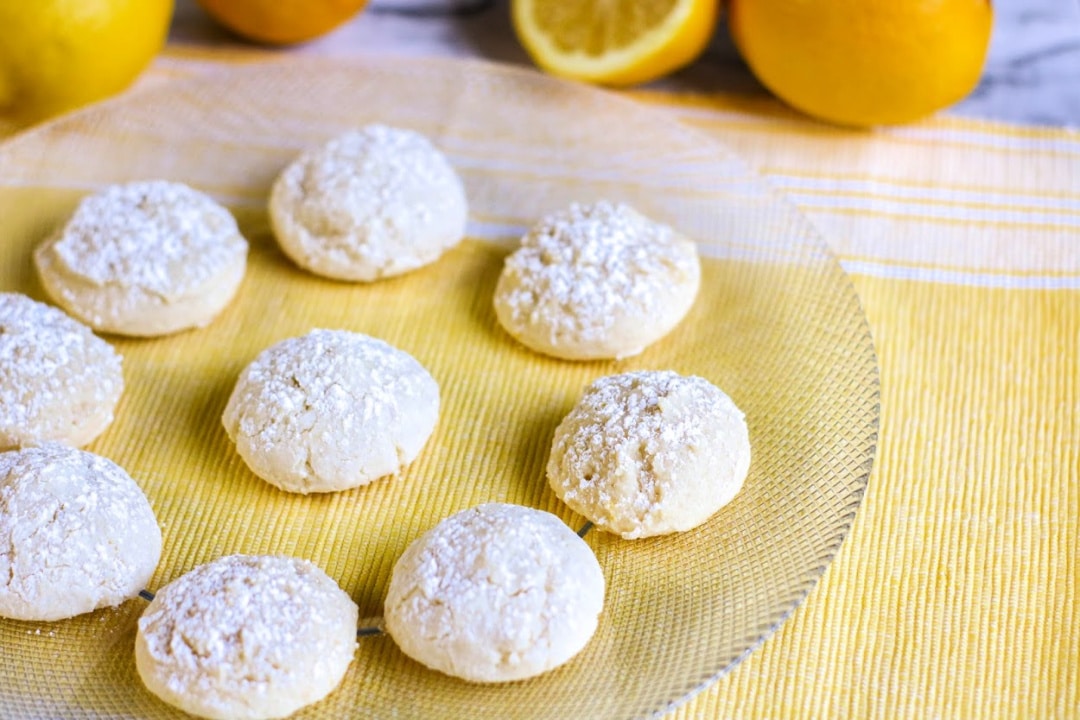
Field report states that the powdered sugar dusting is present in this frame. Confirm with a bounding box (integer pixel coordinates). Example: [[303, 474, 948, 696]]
[[49, 181, 246, 297], [384, 503, 604, 682], [297, 125, 453, 222], [271, 124, 468, 280], [564, 372, 710, 484], [0, 444, 160, 621], [548, 371, 751, 539], [136, 554, 357, 718], [0, 293, 122, 448], [222, 329, 440, 493], [494, 201, 700, 359]]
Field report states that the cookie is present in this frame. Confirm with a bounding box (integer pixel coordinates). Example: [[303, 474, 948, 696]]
[[135, 554, 358, 720], [0, 444, 161, 621], [547, 371, 751, 539], [493, 201, 700, 360], [384, 503, 604, 683], [269, 124, 468, 281], [0, 292, 123, 450], [34, 180, 248, 337], [222, 329, 440, 494]]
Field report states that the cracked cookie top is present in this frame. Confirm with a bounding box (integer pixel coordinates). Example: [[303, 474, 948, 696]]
[[135, 554, 357, 720], [221, 329, 439, 494], [384, 502, 604, 683], [0, 443, 160, 621]]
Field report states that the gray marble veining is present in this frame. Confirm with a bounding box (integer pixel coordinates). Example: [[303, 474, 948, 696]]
[[961, 0, 1080, 127]]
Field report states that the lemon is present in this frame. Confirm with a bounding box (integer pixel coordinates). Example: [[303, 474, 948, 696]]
[[728, 0, 993, 127], [0, 0, 173, 126], [196, 0, 370, 46], [512, 0, 719, 87]]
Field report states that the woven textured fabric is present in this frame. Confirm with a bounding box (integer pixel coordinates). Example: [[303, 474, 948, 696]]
[[0, 59, 876, 718], [649, 91, 1080, 719]]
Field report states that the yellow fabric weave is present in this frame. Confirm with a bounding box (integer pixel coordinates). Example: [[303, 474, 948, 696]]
[[637, 91, 1080, 718]]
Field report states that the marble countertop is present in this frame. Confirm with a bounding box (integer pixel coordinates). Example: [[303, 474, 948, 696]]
[[168, 0, 1080, 129]]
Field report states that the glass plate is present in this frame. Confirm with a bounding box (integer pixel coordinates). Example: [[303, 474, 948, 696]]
[[0, 56, 878, 719]]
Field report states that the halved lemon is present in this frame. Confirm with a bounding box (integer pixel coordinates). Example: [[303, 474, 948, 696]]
[[511, 0, 719, 87]]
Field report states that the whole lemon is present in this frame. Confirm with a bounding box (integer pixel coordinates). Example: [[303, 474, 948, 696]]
[[0, 0, 173, 126], [196, 0, 370, 46], [728, 0, 993, 127]]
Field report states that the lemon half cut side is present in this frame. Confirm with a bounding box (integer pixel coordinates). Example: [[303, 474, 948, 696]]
[[512, 0, 719, 87]]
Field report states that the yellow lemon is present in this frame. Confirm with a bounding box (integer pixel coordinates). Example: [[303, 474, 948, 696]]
[[727, 0, 993, 127], [195, 0, 369, 46], [512, 0, 719, 87], [0, 0, 173, 126]]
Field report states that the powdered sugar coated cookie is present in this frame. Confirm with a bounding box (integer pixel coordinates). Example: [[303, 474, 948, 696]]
[[384, 503, 604, 683], [222, 329, 440, 494], [34, 180, 248, 337], [0, 293, 123, 450], [0, 444, 161, 621], [135, 554, 358, 720], [493, 201, 700, 360], [269, 124, 468, 281], [547, 371, 751, 539]]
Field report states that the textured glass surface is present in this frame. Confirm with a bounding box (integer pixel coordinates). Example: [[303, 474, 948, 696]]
[[0, 58, 878, 719]]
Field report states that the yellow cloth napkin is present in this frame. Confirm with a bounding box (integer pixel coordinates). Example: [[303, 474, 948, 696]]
[[648, 99, 1080, 720], [1, 49, 1076, 718], [632, 93, 1080, 718]]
